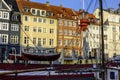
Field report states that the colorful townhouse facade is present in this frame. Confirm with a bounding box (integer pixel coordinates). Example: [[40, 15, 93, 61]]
[[94, 6, 120, 58], [0, 0, 21, 62], [16, 0, 58, 52], [2, 0, 99, 64]]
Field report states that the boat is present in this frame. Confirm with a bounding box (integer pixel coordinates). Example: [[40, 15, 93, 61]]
[[8, 47, 60, 62]]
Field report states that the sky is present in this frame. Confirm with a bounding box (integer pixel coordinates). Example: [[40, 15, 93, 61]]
[[31, 0, 120, 13]]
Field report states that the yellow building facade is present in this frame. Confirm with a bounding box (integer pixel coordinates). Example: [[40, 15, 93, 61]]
[[17, 0, 57, 51]]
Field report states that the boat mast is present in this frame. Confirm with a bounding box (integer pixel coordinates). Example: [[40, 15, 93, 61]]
[[99, 0, 105, 80]]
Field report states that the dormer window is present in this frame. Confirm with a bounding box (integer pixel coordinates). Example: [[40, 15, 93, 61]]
[[47, 12, 54, 16], [24, 7, 29, 12], [32, 9, 36, 14], [42, 11, 45, 15], [37, 10, 40, 16]]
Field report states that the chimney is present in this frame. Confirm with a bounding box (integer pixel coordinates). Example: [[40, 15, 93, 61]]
[[60, 4, 62, 7], [46, 1, 50, 6]]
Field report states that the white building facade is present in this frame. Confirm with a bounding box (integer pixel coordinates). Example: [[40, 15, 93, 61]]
[[93, 6, 120, 58]]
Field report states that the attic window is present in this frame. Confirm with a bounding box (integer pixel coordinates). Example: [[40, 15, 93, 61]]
[[47, 12, 54, 16], [32, 9, 35, 14], [42, 11, 45, 15], [24, 7, 29, 12]]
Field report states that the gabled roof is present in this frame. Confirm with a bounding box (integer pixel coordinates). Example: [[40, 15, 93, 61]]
[[4, 0, 19, 12], [1, 0, 11, 11], [16, 0, 80, 20]]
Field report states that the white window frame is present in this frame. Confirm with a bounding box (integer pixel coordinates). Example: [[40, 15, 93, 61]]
[[2, 23, 9, 31], [10, 35, 18, 44], [3, 12, 9, 19], [0, 11, 2, 18], [11, 24, 19, 31], [0, 34, 8, 44]]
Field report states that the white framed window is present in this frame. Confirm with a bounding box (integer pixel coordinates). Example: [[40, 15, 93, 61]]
[[10, 35, 18, 44], [33, 17, 37, 22], [33, 27, 37, 32], [1, 23, 8, 31], [31, 9, 36, 15], [43, 38, 46, 45], [24, 37, 29, 44], [33, 38, 36, 45], [58, 30, 62, 35], [58, 20, 62, 26], [11, 24, 19, 31], [38, 38, 41, 46], [38, 27, 42, 32], [43, 18, 46, 23], [43, 28, 46, 33], [24, 26, 29, 31], [0, 34, 8, 44], [38, 18, 42, 22], [58, 39, 62, 45], [25, 16, 29, 21], [64, 40, 67, 45], [0, 11, 2, 18], [50, 19, 54, 24], [37, 10, 40, 16], [41, 10, 46, 16], [3, 12, 9, 19], [49, 39, 54, 46], [50, 29, 54, 33], [64, 21, 67, 26]]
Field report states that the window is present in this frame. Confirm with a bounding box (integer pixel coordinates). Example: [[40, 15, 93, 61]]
[[37, 10, 40, 16], [38, 38, 41, 46], [64, 21, 67, 26], [33, 17, 37, 22], [0, 11, 2, 18], [43, 38, 46, 45], [50, 29, 54, 33], [10, 35, 18, 44], [33, 27, 37, 32], [104, 44, 108, 49], [64, 30, 67, 35], [50, 19, 54, 24], [33, 38, 36, 45], [41, 11, 45, 15], [58, 39, 62, 45], [12, 15, 19, 21], [38, 27, 42, 32], [64, 40, 67, 45], [0, 34, 8, 44], [43, 28, 46, 33], [24, 7, 29, 12], [38, 18, 42, 22], [59, 20, 62, 25], [32, 9, 35, 14], [49, 39, 54, 45], [68, 21, 72, 26], [3, 12, 9, 19], [24, 37, 29, 44], [110, 72, 115, 79], [11, 24, 19, 31], [104, 35, 107, 40], [1, 23, 8, 30], [43, 18, 46, 23], [25, 16, 29, 21], [58, 30, 62, 35], [24, 26, 29, 31]]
